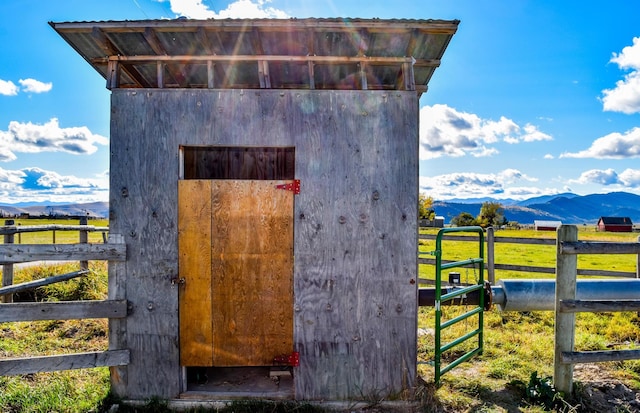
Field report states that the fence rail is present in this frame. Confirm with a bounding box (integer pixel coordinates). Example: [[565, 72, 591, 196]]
[[554, 225, 640, 396], [0, 243, 126, 264], [419, 228, 640, 283], [0, 350, 130, 376], [0, 299, 128, 322], [0, 220, 128, 376]]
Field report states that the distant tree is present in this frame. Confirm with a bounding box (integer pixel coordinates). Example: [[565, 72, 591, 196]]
[[451, 212, 476, 227], [418, 194, 436, 220], [476, 201, 507, 228]]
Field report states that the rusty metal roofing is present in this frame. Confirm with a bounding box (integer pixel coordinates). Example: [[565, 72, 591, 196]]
[[49, 18, 458, 95]]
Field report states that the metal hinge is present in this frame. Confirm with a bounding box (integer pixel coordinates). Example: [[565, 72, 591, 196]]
[[273, 351, 300, 367], [276, 179, 301, 195]]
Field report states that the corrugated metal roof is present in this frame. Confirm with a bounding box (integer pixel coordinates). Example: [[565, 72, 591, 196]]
[[534, 220, 562, 227], [49, 18, 458, 95]]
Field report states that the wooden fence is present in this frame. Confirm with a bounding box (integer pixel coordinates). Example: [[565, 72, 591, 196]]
[[554, 225, 640, 396], [0, 219, 128, 376], [419, 227, 640, 284]]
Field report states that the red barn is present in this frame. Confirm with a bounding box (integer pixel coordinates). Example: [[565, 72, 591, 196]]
[[534, 220, 562, 231], [597, 216, 633, 232]]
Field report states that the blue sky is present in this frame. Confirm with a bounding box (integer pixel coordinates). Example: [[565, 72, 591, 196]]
[[1, 0, 640, 204]]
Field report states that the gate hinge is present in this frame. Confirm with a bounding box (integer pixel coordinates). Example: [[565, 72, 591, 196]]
[[273, 351, 300, 367], [276, 179, 301, 195]]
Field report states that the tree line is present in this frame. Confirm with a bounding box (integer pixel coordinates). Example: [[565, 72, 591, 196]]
[[419, 195, 508, 228]]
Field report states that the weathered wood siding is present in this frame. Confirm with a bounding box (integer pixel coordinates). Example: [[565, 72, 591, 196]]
[[292, 92, 418, 400], [110, 89, 418, 400]]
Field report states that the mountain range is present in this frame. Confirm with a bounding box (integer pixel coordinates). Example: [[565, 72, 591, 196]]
[[434, 191, 640, 225], [1, 191, 639, 225], [0, 202, 109, 219]]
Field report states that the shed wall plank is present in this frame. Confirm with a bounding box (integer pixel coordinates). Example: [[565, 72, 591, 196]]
[[293, 91, 418, 399], [111, 90, 183, 399]]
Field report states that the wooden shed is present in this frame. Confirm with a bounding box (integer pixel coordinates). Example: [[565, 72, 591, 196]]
[[597, 216, 633, 232], [50, 18, 458, 402]]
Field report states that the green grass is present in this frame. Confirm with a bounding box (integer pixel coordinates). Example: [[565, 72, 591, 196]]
[[3, 218, 108, 244], [418, 227, 640, 411], [0, 261, 110, 413], [2, 224, 640, 411], [0, 369, 110, 413]]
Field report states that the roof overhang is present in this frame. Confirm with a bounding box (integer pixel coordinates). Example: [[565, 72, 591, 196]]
[[50, 18, 458, 96]]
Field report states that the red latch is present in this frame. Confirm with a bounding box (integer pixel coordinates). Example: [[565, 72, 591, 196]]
[[273, 351, 300, 367], [276, 179, 300, 195]]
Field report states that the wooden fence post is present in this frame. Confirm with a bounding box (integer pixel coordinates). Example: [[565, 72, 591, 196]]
[[2, 219, 15, 303], [79, 216, 89, 272], [554, 224, 578, 396], [486, 227, 495, 284]]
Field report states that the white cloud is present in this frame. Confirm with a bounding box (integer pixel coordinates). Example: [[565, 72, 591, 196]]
[[0, 168, 25, 189], [498, 168, 538, 183], [0, 147, 17, 162], [168, 0, 288, 19], [0, 79, 18, 96], [19, 78, 53, 94], [419, 104, 552, 160], [572, 168, 621, 186], [419, 169, 540, 200], [0, 166, 108, 204], [570, 168, 640, 189], [521, 124, 553, 142], [560, 127, 640, 159], [619, 168, 640, 187], [602, 37, 640, 114], [0, 118, 108, 161], [610, 37, 640, 70], [544, 154, 554, 159]]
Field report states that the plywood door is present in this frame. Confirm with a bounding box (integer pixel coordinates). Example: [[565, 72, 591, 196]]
[[179, 180, 214, 366], [179, 180, 294, 367]]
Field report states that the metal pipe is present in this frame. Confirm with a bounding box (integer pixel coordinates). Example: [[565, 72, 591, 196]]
[[419, 283, 492, 310], [496, 279, 640, 312], [419, 279, 640, 312]]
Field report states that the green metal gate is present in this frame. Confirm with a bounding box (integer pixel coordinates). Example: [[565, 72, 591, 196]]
[[432, 226, 485, 384]]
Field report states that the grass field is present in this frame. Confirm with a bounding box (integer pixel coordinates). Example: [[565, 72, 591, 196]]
[[417, 227, 640, 412], [1, 223, 640, 411], [2, 218, 109, 244]]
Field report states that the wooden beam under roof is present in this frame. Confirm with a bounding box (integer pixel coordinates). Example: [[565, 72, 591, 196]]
[[196, 26, 215, 55], [92, 27, 153, 88], [98, 54, 432, 65], [143, 27, 187, 87]]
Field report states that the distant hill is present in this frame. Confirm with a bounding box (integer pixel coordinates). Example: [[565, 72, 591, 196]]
[[434, 192, 640, 225], [515, 192, 578, 207], [2, 192, 640, 225], [0, 202, 109, 219]]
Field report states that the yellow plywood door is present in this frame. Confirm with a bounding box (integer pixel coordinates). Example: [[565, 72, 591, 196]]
[[211, 180, 294, 366], [178, 180, 214, 366], [179, 179, 294, 367]]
